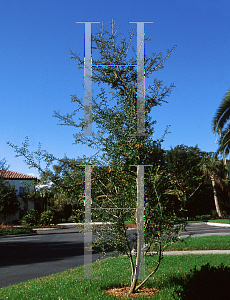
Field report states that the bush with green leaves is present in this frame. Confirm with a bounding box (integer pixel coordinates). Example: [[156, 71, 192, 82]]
[[67, 215, 77, 223], [195, 214, 211, 221], [39, 209, 54, 226], [0, 227, 33, 236], [174, 263, 230, 300], [20, 209, 40, 227]]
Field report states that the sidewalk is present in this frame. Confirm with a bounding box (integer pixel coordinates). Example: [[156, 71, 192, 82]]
[[207, 222, 230, 228], [163, 250, 230, 255]]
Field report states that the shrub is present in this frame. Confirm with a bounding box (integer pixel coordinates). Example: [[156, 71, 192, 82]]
[[39, 210, 54, 226], [211, 209, 218, 219], [195, 214, 211, 221], [20, 209, 40, 227], [67, 215, 78, 223], [174, 263, 230, 300], [0, 227, 33, 235]]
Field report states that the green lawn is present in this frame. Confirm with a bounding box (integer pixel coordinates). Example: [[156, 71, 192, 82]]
[[164, 235, 230, 251], [0, 254, 229, 299], [147, 235, 230, 252], [187, 219, 230, 224], [0, 235, 230, 299], [208, 219, 230, 224]]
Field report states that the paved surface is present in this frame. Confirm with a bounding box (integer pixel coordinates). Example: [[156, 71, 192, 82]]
[[180, 222, 230, 238], [0, 223, 230, 289], [0, 227, 112, 288]]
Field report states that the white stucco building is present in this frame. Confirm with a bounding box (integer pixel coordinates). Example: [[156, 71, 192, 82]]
[[0, 170, 38, 222]]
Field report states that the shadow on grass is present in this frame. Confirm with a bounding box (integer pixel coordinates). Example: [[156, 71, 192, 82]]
[[173, 263, 230, 300]]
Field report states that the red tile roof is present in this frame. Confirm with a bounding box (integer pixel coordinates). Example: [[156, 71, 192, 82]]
[[0, 170, 38, 180]]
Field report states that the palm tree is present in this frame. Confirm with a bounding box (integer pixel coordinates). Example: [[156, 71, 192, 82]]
[[200, 156, 228, 218], [212, 88, 230, 162]]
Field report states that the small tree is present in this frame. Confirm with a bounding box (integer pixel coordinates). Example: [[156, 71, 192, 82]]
[[8, 22, 190, 295], [55, 22, 185, 295]]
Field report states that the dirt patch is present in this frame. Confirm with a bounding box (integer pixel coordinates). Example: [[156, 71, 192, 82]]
[[105, 285, 159, 298], [125, 224, 137, 228]]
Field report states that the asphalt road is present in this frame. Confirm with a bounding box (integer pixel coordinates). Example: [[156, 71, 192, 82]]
[[0, 227, 111, 288], [180, 222, 230, 238], [0, 223, 230, 288]]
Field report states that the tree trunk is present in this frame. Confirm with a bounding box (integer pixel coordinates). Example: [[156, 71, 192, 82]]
[[128, 230, 143, 295], [128, 274, 138, 295], [210, 175, 223, 218]]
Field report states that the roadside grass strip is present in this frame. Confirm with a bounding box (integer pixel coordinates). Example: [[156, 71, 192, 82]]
[[207, 219, 230, 224], [162, 235, 230, 251]]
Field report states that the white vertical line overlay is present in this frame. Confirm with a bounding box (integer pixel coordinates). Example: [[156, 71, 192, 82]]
[[75, 164, 100, 280], [84, 164, 92, 277], [76, 22, 100, 136], [129, 22, 153, 136], [136, 165, 145, 279]]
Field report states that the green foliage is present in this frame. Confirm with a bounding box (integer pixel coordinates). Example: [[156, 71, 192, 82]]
[[67, 215, 78, 223], [0, 157, 9, 170], [174, 263, 230, 300], [20, 209, 40, 227], [39, 209, 54, 225], [163, 145, 214, 217], [200, 154, 230, 217], [0, 223, 33, 236], [194, 214, 211, 221], [0, 177, 20, 222], [212, 88, 230, 159]]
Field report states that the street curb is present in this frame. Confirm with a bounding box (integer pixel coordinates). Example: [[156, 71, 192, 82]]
[[0, 232, 37, 238], [155, 250, 230, 255], [123, 250, 230, 256], [183, 222, 230, 227], [186, 222, 206, 226], [206, 222, 230, 228]]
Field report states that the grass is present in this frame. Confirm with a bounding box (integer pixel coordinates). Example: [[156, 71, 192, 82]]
[[0, 254, 229, 299], [208, 218, 230, 224], [0, 235, 230, 299], [187, 219, 230, 224], [187, 220, 207, 223], [163, 235, 230, 251]]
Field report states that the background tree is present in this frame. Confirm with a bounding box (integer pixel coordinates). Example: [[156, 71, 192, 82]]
[[163, 145, 214, 218], [0, 159, 20, 222], [0, 157, 9, 171], [212, 88, 230, 163], [0, 177, 20, 222], [200, 155, 229, 218]]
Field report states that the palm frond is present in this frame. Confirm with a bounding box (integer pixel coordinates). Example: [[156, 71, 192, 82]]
[[212, 88, 230, 133]]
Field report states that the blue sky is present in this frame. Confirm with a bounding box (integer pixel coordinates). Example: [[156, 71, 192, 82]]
[[1, 0, 230, 178]]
